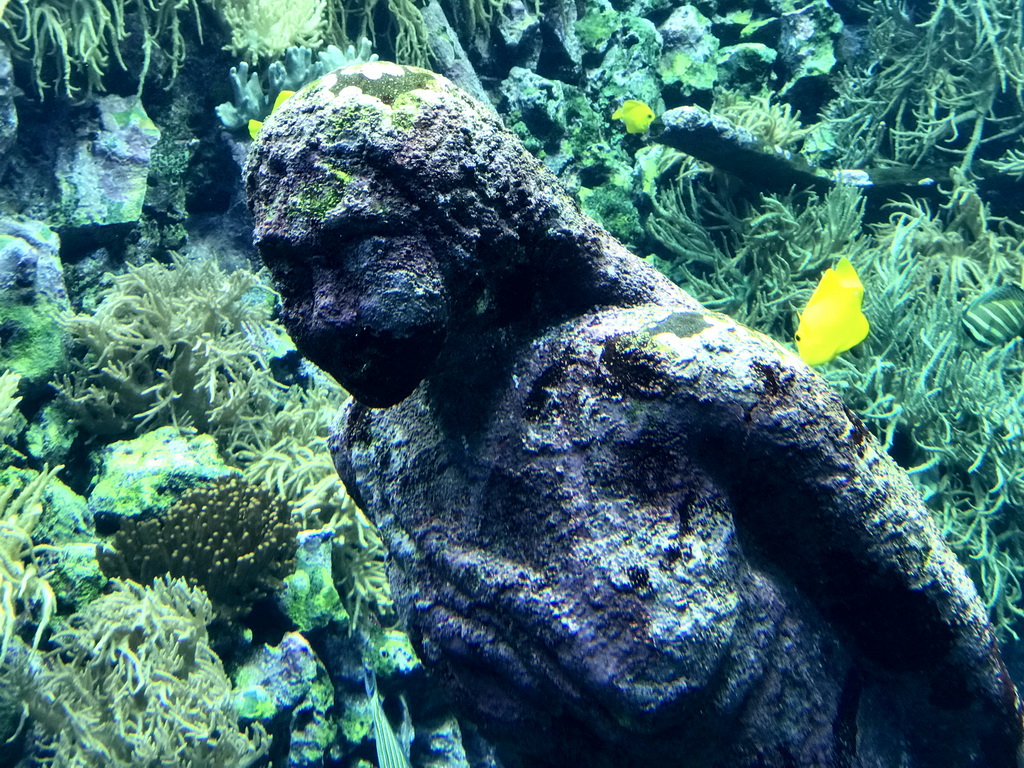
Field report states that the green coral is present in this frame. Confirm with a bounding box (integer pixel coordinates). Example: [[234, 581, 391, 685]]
[[57, 252, 282, 437], [227, 380, 393, 628], [21, 576, 269, 766], [824, 0, 1024, 170], [0, 465, 59, 659], [0, 0, 201, 97], [0, 370, 25, 459], [212, 0, 327, 64]]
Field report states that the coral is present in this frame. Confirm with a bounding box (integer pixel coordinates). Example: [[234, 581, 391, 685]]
[[216, 39, 378, 132], [647, 169, 867, 333], [985, 144, 1024, 179], [824, 0, 1024, 170], [0, 465, 59, 659], [212, 0, 326, 64], [58, 251, 393, 627], [325, 0, 430, 68], [0, 0, 201, 97], [57, 252, 282, 437], [0, 370, 24, 457], [226, 382, 394, 626], [97, 475, 299, 620], [23, 576, 268, 766], [712, 89, 809, 151]]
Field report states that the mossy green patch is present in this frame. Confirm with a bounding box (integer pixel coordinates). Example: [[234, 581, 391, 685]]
[[41, 543, 105, 613], [367, 625, 421, 679], [88, 427, 234, 521], [338, 695, 373, 744], [26, 403, 77, 467], [575, 10, 619, 51], [579, 184, 644, 248], [281, 528, 349, 632], [0, 296, 69, 382]]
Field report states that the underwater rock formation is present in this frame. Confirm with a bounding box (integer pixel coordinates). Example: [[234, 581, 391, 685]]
[[246, 62, 1024, 768]]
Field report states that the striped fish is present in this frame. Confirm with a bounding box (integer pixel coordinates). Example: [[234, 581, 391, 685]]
[[364, 666, 413, 768], [963, 284, 1024, 346]]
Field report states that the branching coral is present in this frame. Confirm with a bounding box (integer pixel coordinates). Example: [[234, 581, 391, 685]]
[[58, 252, 283, 437], [820, 182, 1024, 637], [646, 168, 868, 336], [225, 382, 394, 625], [0, 0, 201, 97], [0, 370, 25, 457], [97, 475, 299, 620], [712, 90, 810, 152], [0, 465, 59, 660], [24, 576, 268, 766], [212, 0, 326, 64], [324, 0, 430, 68], [825, 0, 1024, 170]]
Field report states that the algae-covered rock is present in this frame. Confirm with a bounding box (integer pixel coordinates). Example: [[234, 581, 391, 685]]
[[41, 542, 105, 614], [0, 217, 69, 382], [280, 527, 348, 632], [234, 632, 335, 768], [658, 5, 719, 97], [87, 426, 233, 528], [55, 95, 160, 230], [247, 62, 1024, 768]]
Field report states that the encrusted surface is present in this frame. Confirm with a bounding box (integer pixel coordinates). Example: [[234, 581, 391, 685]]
[[247, 63, 1024, 768]]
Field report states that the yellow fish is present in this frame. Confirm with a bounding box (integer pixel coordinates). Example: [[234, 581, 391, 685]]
[[795, 257, 869, 366], [248, 89, 297, 140], [612, 99, 656, 134]]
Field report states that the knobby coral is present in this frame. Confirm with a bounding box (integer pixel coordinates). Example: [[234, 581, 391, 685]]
[[97, 475, 299, 620]]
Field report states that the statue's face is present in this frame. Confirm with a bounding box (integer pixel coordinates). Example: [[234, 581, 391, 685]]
[[245, 63, 477, 407], [252, 166, 449, 408]]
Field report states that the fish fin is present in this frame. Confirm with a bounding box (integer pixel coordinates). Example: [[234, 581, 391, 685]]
[[272, 89, 296, 111], [836, 310, 870, 354]]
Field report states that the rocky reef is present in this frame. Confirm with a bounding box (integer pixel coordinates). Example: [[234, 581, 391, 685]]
[[246, 62, 1024, 768]]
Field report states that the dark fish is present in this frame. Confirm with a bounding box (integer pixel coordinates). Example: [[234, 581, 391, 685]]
[[963, 284, 1024, 346]]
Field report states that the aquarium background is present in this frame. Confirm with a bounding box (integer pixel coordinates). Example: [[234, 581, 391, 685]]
[[0, 0, 1023, 763]]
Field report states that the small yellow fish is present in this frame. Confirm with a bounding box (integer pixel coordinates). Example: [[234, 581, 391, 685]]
[[612, 99, 656, 134], [795, 257, 869, 366], [248, 89, 297, 139]]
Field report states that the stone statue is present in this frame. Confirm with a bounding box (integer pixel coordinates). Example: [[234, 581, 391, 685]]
[[246, 62, 1024, 768]]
